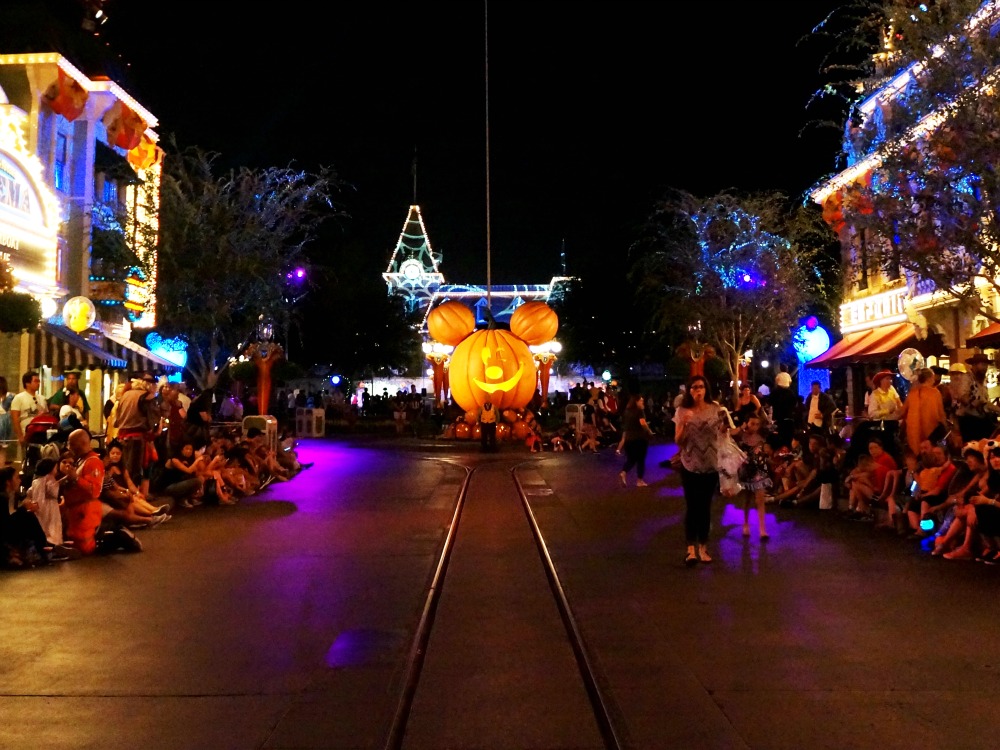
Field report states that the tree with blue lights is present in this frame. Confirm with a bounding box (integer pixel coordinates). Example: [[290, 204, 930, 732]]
[[816, 0, 1000, 322], [157, 143, 344, 389], [632, 189, 837, 404]]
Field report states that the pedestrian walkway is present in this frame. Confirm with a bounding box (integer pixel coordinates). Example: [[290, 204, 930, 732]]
[[2, 437, 999, 749]]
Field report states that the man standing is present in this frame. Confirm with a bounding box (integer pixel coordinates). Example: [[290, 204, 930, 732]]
[[955, 353, 999, 441], [48, 369, 90, 426], [115, 374, 159, 497], [769, 371, 798, 449], [479, 398, 497, 452], [61, 428, 104, 555], [805, 380, 837, 435], [9, 371, 48, 452]]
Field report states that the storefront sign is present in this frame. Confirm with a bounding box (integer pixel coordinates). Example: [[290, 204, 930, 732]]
[[840, 287, 908, 332], [0, 148, 58, 286]]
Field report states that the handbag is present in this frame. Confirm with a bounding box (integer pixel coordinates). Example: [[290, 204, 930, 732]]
[[717, 434, 747, 497]]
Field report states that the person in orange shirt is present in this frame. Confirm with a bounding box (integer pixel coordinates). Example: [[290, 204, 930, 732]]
[[898, 368, 948, 456], [61, 429, 104, 555]]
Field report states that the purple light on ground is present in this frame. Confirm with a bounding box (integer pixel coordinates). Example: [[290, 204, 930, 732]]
[[248, 437, 361, 513]]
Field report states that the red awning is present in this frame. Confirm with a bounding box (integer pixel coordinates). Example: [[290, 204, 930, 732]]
[[806, 323, 918, 368], [966, 321, 1000, 348]]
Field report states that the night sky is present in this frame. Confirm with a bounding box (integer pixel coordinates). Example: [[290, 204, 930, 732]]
[[92, 1, 850, 286]]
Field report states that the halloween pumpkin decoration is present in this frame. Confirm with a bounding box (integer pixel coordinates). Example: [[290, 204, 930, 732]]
[[496, 423, 511, 441], [464, 409, 479, 424], [509, 301, 558, 345], [512, 420, 531, 440], [428, 301, 476, 346], [454, 421, 471, 439], [448, 329, 537, 412]]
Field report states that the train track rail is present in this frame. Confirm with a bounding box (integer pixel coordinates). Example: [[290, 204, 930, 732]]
[[383, 459, 626, 750]]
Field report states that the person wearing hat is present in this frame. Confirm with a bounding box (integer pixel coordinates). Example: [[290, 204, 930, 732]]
[[862, 370, 903, 461], [955, 352, 999, 441]]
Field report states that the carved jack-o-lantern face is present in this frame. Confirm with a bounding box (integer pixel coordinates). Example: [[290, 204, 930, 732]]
[[449, 329, 536, 412]]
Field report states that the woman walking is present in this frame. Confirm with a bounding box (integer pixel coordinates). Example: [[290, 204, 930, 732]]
[[618, 395, 654, 487], [673, 375, 726, 566]]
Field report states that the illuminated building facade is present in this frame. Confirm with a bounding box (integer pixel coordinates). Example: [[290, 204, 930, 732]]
[[0, 53, 179, 436], [807, 2, 1000, 413]]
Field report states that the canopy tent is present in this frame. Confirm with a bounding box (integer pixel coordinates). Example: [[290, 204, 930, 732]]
[[966, 321, 1000, 348], [805, 322, 945, 369]]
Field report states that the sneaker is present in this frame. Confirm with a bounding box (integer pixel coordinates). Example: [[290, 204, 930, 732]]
[[148, 513, 171, 528], [618, 471, 627, 488], [154, 504, 171, 515], [636, 479, 648, 487]]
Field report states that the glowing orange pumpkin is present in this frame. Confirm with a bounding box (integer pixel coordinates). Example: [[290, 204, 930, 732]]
[[454, 421, 471, 439], [497, 423, 511, 441], [448, 328, 537, 412], [511, 420, 531, 440], [510, 301, 558, 345], [427, 301, 476, 346]]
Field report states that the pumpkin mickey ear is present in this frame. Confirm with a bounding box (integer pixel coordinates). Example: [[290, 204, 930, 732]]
[[428, 301, 476, 346], [510, 301, 558, 345]]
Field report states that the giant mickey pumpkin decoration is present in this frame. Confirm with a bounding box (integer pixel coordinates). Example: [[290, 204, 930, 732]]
[[431, 301, 558, 414], [449, 328, 538, 412]]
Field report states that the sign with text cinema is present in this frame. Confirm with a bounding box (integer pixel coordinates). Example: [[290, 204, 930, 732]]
[[0, 147, 57, 287]]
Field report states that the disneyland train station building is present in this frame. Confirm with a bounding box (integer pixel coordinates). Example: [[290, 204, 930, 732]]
[[381, 204, 573, 394], [0, 52, 183, 440], [383, 204, 571, 330]]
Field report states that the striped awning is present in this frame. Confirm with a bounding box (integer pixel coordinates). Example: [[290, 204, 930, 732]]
[[28, 323, 128, 370], [103, 333, 183, 374]]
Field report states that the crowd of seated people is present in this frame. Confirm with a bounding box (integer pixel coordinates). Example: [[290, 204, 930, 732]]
[[726, 361, 1000, 563], [1, 370, 312, 569]]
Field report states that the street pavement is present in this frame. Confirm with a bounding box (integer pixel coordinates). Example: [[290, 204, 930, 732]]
[[2, 434, 1000, 749]]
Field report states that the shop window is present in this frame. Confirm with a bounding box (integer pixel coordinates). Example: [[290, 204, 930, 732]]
[[103, 178, 119, 206], [54, 133, 68, 193]]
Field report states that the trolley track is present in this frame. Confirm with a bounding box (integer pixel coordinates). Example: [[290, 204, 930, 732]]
[[383, 459, 627, 750]]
